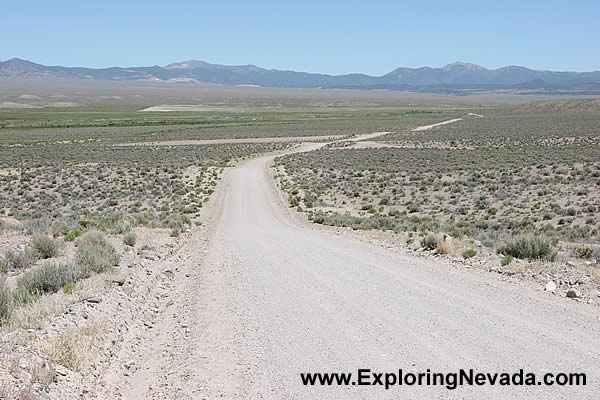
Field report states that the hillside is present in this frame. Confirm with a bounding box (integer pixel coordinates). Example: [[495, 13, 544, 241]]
[[1, 58, 600, 93], [517, 98, 600, 113]]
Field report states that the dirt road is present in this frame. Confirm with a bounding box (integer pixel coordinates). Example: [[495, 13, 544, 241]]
[[411, 118, 463, 131], [117, 140, 600, 399]]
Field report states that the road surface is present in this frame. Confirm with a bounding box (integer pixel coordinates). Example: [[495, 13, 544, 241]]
[[124, 143, 600, 399], [412, 118, 463, 131]]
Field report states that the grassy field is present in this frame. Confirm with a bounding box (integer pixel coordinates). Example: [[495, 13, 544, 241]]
[[275, 109, 600, 262]]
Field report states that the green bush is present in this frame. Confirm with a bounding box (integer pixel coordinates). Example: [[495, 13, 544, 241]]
[[0, 275, 12, 324], [64, 230, 84, 242], [289, 195, 300, 207], [462, 249, 477, 259], [63, 282, 75, 294], [123, 232, 137, 247], [17, 262, 80, 295], [421, 233, 439, 250], [31, 234, 60, 259], [497, 235, 557, 261], [4, 247, 39, 270], [575, 246, 593, 259], [75, 231, 120, 274], [500, 255, 513, 266]]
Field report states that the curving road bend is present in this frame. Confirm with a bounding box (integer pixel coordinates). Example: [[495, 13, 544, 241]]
[[183, 146, 600, 399]]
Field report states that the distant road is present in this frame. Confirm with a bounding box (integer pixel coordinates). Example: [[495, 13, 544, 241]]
[[412, 118, 463, 131]]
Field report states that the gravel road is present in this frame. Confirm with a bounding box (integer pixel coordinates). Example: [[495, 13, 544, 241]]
[[411, 118, 463, 131], [123, 144, 600, 399]]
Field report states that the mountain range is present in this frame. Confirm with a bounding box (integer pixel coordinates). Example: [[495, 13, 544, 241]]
[[2, 58, 600, 92]]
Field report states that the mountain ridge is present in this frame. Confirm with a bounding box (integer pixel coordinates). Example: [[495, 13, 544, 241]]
[[1, 58, 599, 91]]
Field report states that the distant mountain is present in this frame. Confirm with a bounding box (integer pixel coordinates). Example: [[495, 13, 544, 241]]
[[1, 58, 599, 92]]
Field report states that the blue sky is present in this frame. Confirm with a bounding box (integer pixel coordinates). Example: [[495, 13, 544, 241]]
[[2, 0, 598, 75]]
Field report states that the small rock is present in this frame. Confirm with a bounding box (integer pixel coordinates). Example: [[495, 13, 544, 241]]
[[110, 276, 126, 286], [163, 269, 174, 279], [545, 281, 557, 292], [55, 365, 68, 376], [566, 288, 581, 298], [566, 261, 576, 267], [87, 297, 102, 304], [41, 360, 57, 383]]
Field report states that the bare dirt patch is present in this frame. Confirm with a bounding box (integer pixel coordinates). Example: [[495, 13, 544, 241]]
[[139, 105, 247, 112]]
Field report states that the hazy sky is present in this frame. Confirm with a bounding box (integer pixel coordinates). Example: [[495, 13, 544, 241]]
[[2, 0, 598, 75]]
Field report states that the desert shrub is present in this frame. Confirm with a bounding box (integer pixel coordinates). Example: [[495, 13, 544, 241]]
[[497, 235, 556, 261], [421, 233, 439, 250], [462, 249, 477, 259], [163, 214, 191, 232], [17, 262, 80, 295], [123, 232, 137, 247], [75, 231, 120, 274], [436, 241, 453, 255], [500, 255, 513, 266], [0, 275, 12, 323], [4, 247, 39, 270], [31, 234, 60, 259], [63, 282, 75, 294], [575, 246, 593, 259], [289, 195, 300, 207], [0, 258, 8, 274], [64, 230, 84, 242]]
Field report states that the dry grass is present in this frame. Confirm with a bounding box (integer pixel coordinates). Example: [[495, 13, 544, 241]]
[[3, 273, 100, 330], [513, 263, 526, 274], [436, 240, 454, 255], [41, 322, 104, 372], [8, 294, 75, 330], [591, 269, 600, 284]]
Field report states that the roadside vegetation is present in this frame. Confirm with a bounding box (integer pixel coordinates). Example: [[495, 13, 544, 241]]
[[0, 106, 455, 328], [275, 110, 600, 270]]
